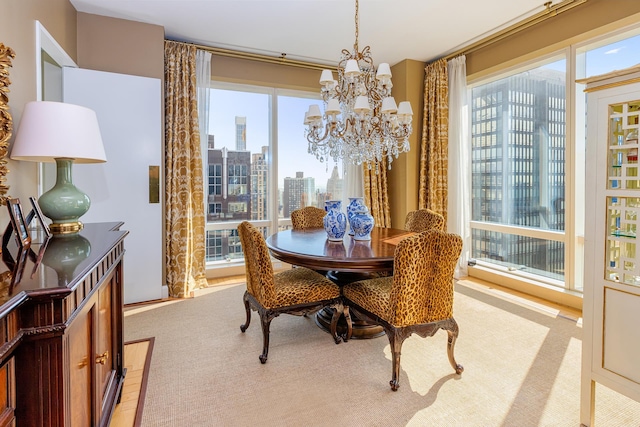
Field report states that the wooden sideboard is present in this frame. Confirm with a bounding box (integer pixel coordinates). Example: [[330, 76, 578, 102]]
[[0, 222, 128, 426]]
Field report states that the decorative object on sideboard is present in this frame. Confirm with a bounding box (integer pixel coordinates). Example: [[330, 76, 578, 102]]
[[303, 0, 413, 170], [323, 200, 347, 241], [0, 43, 15, 204], [3, 198, 31, 250], [25, 196, 51, 238], [10, 101, 107, 235]]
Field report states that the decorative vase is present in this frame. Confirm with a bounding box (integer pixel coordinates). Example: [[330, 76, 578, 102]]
[[350, 207, 375, 241], [347, 197, 366, 236], [323, 200, 347, 241]]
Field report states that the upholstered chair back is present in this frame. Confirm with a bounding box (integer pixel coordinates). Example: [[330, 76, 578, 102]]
[[389, 230, 462, 327], [404, 209, 445, 233], [291, 206, 326, 229], [238, 221, 277, 307]]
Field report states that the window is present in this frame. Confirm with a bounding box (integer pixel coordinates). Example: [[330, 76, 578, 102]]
[[205, 83, 342, 271], [470, 26, 640, 292], [471, 58, 567, 283]]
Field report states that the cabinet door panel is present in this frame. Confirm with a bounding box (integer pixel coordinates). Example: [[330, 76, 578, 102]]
[[0, 358, 15, 427], [97, 278, 115, 405], [68, 306, 93, 427]]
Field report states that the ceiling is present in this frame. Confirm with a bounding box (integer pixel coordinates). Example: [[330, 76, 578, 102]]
[[69, 0, 557, 66]]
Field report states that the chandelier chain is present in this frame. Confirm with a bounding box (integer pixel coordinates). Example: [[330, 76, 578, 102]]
[[303, 0, 413, 170]]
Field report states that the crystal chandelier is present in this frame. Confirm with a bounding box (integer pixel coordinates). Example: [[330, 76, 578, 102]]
[[304, 0, 413, 169]]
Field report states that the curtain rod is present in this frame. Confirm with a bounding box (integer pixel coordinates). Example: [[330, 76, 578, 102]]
[[443, 0, 587, 61], [167, 39, 336, 72]]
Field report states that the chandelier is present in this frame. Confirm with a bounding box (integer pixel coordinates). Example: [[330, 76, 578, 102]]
[[304, 0, 413, 169]]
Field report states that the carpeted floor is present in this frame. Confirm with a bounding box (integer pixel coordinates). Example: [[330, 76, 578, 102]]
[[123, 280, 640, 426]]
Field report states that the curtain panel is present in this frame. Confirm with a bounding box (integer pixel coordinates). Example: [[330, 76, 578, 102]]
[[419, 58, 449, 224], [447, 55, 470, 277], [164, 40, 208, 298], [364, 160, 391, 228]]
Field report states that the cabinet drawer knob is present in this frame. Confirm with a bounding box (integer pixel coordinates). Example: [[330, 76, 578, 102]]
[[96, 351, 109, 365]]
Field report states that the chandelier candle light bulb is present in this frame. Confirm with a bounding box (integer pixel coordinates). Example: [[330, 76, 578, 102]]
[[304, 0, 413, 170]]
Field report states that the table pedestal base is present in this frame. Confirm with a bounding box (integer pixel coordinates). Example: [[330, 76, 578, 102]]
[[315, 307, 384, 339], [315, 270, 387, 339]]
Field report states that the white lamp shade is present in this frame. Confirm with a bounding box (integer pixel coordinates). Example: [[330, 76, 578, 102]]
[[344, 59, 361, 77], [376, 63, 392, 79], [306, 104, 322, 120], [354, 96, 371, 113], [319, 70, 334, 85], [397, 101, 414, 116], [381, 97, 398, 114], [11, 101, 107, 163], [325, 99, 341, 115]]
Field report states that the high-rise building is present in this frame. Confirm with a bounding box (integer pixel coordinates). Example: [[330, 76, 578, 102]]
[[235, 116, 246, 151], [206, 144, 252, 262], [471, 68, 565, 277], [283, 172, 315, 218], [251, 146, 268, 221], [325, 165, 343, 203]]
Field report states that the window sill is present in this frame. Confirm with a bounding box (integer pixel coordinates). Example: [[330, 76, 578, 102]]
[[467, 264, 583, 311]]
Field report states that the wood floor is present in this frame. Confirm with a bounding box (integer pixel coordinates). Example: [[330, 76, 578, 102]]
[[110, 338, 154, 427]]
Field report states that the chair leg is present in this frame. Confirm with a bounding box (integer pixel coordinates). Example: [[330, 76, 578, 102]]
[[446, 319, 464, 375], [240, 291, 251, 333], [386, 327, 407, 391], [259, 311, 277, 364]]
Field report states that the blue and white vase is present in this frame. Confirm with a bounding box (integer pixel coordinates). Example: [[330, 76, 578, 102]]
[[350, 207, 375, 241], [323, 200, 347, 241], [347, 197, 366, 236]]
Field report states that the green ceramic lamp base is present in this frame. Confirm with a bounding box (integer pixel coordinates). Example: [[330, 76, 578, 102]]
[[39, 158, 91, 235]]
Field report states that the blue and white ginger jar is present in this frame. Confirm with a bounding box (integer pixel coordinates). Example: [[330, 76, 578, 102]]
[[323, 200, 347, 241], [350, 207, 375, 241], [347, 197, 366, 236]]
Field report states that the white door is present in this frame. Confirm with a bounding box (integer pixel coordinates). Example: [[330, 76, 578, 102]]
[[61, 67, 163, 304]]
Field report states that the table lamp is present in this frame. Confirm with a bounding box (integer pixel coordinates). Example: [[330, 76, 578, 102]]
[[10, 101, 106, 235]]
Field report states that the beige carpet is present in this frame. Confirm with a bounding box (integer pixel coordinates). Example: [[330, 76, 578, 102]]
[[123, 281, 640, 426]]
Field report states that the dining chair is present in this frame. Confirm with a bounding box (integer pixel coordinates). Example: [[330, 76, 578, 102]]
[[237, 221, 346, 363], [291, 206, 326, 229], [342, 229, 463, 391], [404, 208, 445, 233]]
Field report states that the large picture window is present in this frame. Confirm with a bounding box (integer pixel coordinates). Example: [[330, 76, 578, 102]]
[[470, 59, 567, 283], [470, 27, 640, 292], [204, 83, 342, 266]]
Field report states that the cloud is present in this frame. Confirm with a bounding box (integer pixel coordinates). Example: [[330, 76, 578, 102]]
[[605, 47, 623, 55]]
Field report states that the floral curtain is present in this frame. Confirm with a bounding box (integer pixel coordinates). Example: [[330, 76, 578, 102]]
[[363, 160, 391, 228], [419, 58, 449, 224], [164, 40, 207, 298]]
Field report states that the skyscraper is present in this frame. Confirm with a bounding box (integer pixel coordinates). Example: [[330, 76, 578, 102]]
[[471, 68, 565, 277], [283, 172, 315, 218], [325, 165, 343, 202], [235, 116, 246, 151], [251, 146, 268, 221]]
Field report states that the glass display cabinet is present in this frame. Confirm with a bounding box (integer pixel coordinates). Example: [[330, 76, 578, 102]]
[[582, 66, 640, 426]]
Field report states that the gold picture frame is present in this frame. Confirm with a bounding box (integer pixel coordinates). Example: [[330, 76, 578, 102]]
[[0, 43, 15, 205]]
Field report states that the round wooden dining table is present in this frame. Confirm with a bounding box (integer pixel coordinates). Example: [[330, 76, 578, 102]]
[[266, 226, 414, 338]]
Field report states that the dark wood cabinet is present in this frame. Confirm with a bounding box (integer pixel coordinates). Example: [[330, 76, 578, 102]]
[[0, 222, 127, 426]]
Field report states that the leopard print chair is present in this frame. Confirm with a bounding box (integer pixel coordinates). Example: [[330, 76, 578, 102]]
[[342, 229, 463, 391], [404, 209, 445, 233], [291, 206, 326, 229], [238, 221, 346, 363]]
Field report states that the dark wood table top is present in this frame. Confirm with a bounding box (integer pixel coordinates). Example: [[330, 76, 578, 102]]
[[266, 227, 414, 273]]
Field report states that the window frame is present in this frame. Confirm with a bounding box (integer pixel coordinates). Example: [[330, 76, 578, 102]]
[[204, 81, 322, 274]]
